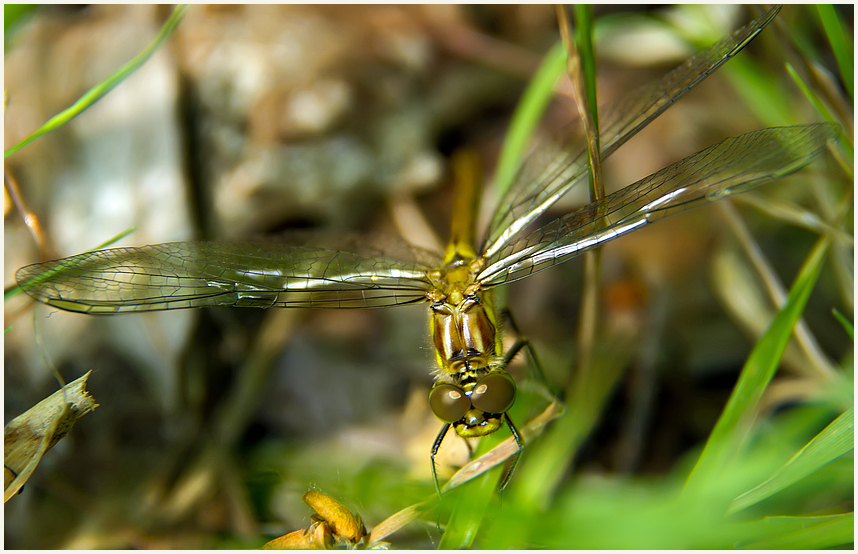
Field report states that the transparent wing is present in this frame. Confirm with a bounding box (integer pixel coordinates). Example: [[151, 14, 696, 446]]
[[477, 124, 836, 287], [482, 5, 780, 262], [16, 240, 442, 314]]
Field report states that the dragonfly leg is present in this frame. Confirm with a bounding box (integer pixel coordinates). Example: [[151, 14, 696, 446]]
[[430, 423, 451, 496], [497, 413, 524, 496], [501, 308, 563, 401]]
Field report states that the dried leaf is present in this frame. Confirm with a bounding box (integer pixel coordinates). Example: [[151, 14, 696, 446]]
[[4, 371, 98, 502]]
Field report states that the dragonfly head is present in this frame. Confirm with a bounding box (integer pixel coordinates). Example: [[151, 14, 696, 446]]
[[429, 372, 516, 438]]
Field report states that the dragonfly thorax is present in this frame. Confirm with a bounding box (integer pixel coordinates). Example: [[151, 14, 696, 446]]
[[427, 255, 499, 364], [429, 294, 501, 372]]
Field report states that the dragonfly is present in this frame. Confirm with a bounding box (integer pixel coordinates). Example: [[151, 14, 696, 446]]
[[14, 6, 837, 493]]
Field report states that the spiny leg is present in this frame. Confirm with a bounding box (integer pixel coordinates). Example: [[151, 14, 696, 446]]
[[431, 423, 451, 496], [501, 308, 563, 401], [497, 413, 525, 496]]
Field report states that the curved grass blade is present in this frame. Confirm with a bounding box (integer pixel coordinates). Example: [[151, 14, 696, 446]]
[[4, 5, 187, 158], [785, 62, 854, 166], [437, 467, 498, 549], [728, 407, 854, 514], [785, 62, 849, 139], [559, 3, 605, 382], [832, 308, 853, 340], [740, 513, 854, 549], [560, 4, 602, 202], [815, 5, 853, 99], [684, 233, 832, 492]]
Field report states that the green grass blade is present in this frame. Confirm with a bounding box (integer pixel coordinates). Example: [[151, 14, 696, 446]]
[[437, 434, 504, 548], [685, 236, 831, 491], [832, 308, 854, 340], [572, 6, 598, 132], [4, 4, 188, 159], [785, 63, 838, 129], [816, 5, 853, 99], [493, 41, 567, 197], [740, 513, 854, 549], [437, 469, 498, 549], [569, 4, 603, 203], [785, 62, 855, 165], [728, 407, 854, 514], [88, 227, 138, 252]]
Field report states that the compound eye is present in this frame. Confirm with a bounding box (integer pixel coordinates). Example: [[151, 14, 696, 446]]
[[429, 384, 470, 423], [470, 373, 516, 414]]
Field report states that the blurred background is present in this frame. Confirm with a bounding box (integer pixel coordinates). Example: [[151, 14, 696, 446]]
[[4, 5, 852, 548]]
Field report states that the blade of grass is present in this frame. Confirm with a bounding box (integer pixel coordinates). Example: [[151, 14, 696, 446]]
[[559, 5, 604, 376], [437, 437, 503, 548], [561, 4, 602, 202], [4, 4, 188, 159], [571, 6, 599, 143], [772, 5, 854, 141], [732, 193, 853, 244], [740, 513, 854, 549], [721, 59, 795, 127], [785, 62, 845, 135], [785, 62, 854, 165], [815, 5, 853, 99], [728, 406, 854, 514], [716, 201, 839, 382], [832, 308, 853, 340], [684, 235, 831, 492]]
